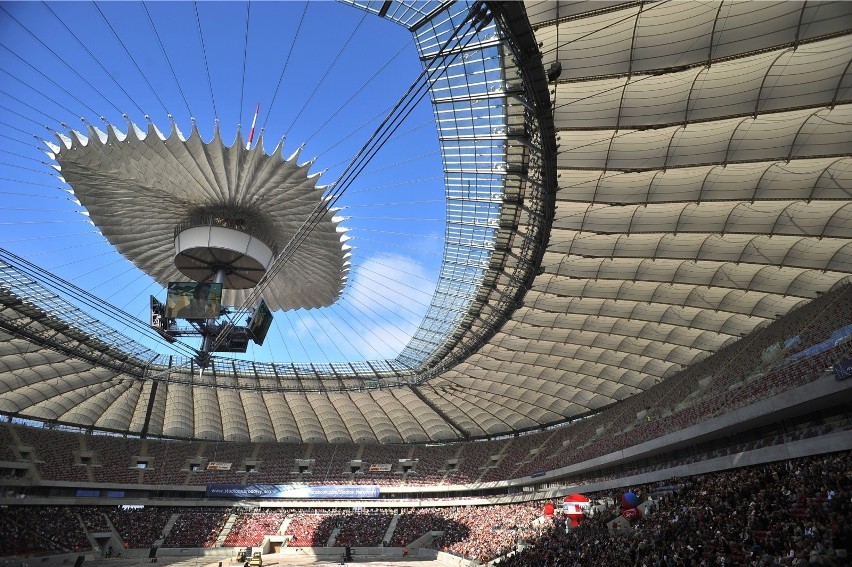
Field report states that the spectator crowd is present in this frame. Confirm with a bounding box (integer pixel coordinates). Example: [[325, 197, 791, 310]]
[[499, 452, 850, 566], [1, 451, 848, 567]]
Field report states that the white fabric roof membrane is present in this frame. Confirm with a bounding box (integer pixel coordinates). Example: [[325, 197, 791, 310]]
[[0, 0, 850, 443], [48, 121, 349, 312], [416, 0, 852, 439]]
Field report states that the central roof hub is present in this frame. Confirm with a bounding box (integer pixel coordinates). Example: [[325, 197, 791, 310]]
[[174, 223, 275, 289]]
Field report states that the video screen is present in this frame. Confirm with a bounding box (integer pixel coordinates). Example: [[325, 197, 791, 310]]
[[165, 282, 223, 320], [249, 299, 273, 345]]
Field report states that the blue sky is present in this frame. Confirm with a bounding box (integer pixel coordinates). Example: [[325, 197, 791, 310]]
[[0, 1, 447, 365]]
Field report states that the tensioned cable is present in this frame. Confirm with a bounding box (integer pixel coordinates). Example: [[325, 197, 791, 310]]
[[239, 1, 251, 127], [142, 1, 193, 118], [265, 317, 295, 361], [193, 1, 218, 120], [297, 308, 350, 361], [348, 233, 443, 255], [213, 119, 456, 356], [356, 150, 440, 179], [0, 44, 102, 119], [0, 129, 34, 145], [0, 158, 58, 175], [333, 264, 434, 324], [283, 10, 371, 137], [340, 198, 443, 209], [0, 140, 49, 164], [259, 2, 308, 134], [286, 268, 430, 360], [336, 291, 423, 342], [310, 104, 400, 164], [0, 99, 65, 135], [325, 30, 479, 202], [0, 248, 199, 359], [281, 310, 312, 361], [348, 252, 443, 290], [91, 2, 170, 117], [326, 62, 464, 207], [307, 309, 357, 360], [317, 117, 438, 172], [0, 180, 71, 202], [0, 78, 78, 121], [317, 123, 441, 175], [315, 303, 396, 360], [36, 3, 145, 117], [312, 76, 444, 198], [0, 4, 128, 117], [344, 175, 443, 195], [298, 14, 409, 148]]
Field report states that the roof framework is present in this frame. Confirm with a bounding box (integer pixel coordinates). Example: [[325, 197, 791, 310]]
[[0, 0, 850, 443]]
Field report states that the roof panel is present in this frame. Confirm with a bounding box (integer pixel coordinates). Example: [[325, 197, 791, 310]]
[[0, 0, 849, 445], [240, 391, 277, 442]]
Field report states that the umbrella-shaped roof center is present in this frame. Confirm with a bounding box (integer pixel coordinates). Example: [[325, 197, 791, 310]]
[[47, 120, 351, 312]]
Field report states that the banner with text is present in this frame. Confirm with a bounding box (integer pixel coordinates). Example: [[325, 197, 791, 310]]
[[206, 484, 381, 499]]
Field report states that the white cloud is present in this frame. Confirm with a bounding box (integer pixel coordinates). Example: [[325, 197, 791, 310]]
[[333, 252, 438, 359]]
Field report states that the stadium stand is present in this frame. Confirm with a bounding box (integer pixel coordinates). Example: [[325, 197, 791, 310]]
[[1, 2, 851, 567], [161, 508, 230, 548]]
